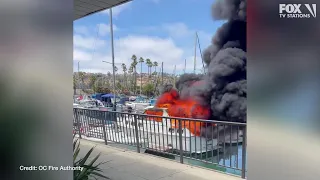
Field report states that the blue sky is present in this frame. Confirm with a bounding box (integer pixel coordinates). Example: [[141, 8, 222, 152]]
[[73, 0, 224, 74]]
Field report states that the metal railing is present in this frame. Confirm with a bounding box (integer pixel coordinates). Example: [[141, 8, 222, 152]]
[[73, 108, 247, 178]]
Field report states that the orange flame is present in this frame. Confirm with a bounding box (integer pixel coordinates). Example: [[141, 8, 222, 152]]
[[154, 88, 215, 136], [144, 109, 163, 122]]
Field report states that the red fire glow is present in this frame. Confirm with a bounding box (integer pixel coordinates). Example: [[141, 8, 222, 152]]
[[144, 109, 163, 122], [154, 87, 214, 136]]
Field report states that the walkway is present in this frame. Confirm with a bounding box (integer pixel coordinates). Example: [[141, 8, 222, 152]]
[[79, 139, 242, 180]]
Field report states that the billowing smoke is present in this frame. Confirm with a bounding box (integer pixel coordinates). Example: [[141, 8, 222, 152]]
[[176, 0, 247, 123], [153, 0, 246, 141], [211, 0, 246, 21], [175, 74, 210, 105]]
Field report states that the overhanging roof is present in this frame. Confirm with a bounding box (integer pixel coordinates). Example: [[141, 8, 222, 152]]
[[74, 0, 131, 20]]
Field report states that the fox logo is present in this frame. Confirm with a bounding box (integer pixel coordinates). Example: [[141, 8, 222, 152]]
[[304, 4, 316, 17], [279, 4, 316, 18]]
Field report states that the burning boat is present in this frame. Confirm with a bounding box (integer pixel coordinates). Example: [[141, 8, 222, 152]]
[[139, 85, 243, 153], [104, 82, 244, 153], [75, 0, 247, 156], [120, 107, 221, 153]]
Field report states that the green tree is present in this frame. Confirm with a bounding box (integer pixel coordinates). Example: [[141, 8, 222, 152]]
[[94, 85, 111, 94], [139, 57, 144, 76], [131, 55, 138, 94], [73, 138, 109, 180], [121, 63, 128, 89], [128, 65, 133, 92], [128, 65, 133, 74], [116, 81, 122, 92], [107, 72, 111, 77], [153, 61, 158, 74], [138, 57, 144, 95], [153, 77, 161, 96], [89, 75, 97, 93], [148, 59, 153, 78], [73, 73, 77, 95], [142, 83, 155, 97], [148, 61, 153, 76], [78, 72, 85, 89], [145, 59, 151, 76], [93, 77, 110, 94]]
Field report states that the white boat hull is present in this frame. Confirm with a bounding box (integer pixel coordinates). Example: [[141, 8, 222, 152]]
[[75, 114, 242, 154]]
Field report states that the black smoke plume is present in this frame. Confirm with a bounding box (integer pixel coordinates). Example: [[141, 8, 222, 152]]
[[211, 0, 246, 21], [176, 0, 247, 123], [174, 74, 209, 105]]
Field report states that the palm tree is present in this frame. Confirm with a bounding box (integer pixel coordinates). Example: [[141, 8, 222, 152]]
[[145, 59, 151, 76], [128, 65, 133, 73], [121, 63, 127, 89], [138, 57, 144, 95], [131, 55, 138, 94], [73, 138, 109, 180], [147, 59, 153, 78], [128, 65, 133, 92], [153, 61, 158, 75]]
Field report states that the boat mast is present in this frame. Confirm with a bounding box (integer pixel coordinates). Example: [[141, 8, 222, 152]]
[[184, 59, 186, 74], [194, 32, 197, 74], [140, 62, 142, 96], [196, 32, 206, 74], [78, 61, 81, 95], [161, 62, 164, 85], [173, 65, 176, 87]]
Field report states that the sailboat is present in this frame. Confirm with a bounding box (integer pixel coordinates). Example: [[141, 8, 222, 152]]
[[190, 32, 206, 75]]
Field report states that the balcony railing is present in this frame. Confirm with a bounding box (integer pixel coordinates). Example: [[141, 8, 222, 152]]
[[73, 108, 247, 178]]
